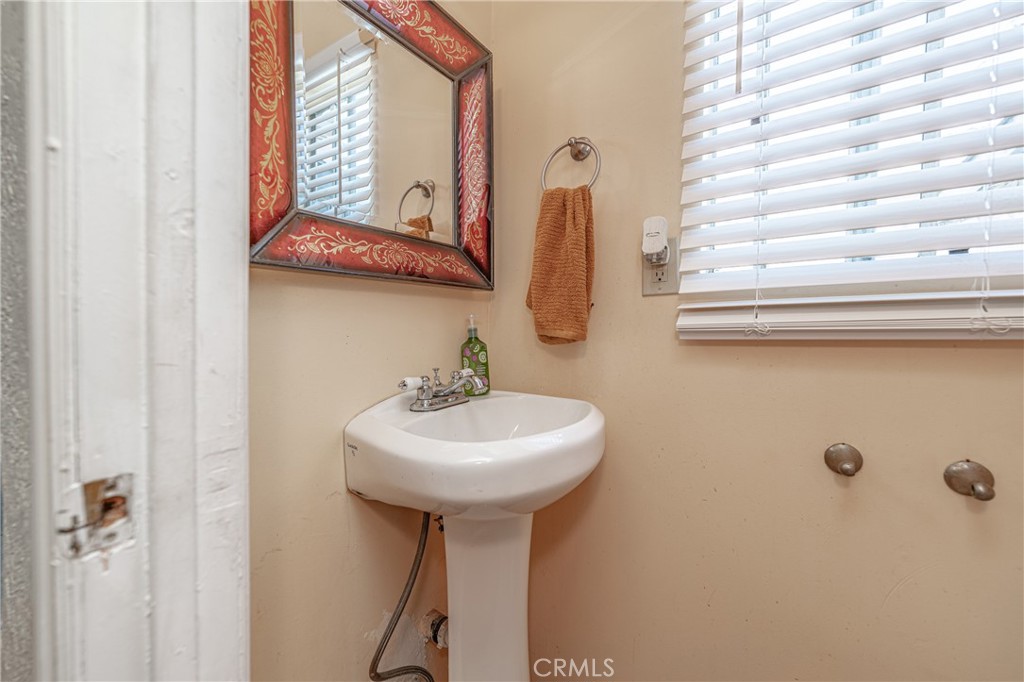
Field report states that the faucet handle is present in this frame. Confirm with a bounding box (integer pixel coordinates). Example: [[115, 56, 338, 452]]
[[398, 376, 425, 391], [452, 366, 475, 382]]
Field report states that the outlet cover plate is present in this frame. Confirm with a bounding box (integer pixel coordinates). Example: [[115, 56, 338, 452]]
[[642, 236, 679, 296]]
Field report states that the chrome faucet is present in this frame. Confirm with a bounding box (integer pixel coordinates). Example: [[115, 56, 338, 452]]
[[398, 368, 487, 412]]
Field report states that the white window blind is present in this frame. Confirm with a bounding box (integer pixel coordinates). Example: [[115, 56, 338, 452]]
[[295, 31, 376, 223], [679, 0, 1024, 339]]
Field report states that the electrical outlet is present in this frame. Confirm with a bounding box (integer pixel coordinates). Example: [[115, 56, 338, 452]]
[[642, 236, 679, 296]]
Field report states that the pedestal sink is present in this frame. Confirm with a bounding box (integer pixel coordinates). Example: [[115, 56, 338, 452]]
[[343, 390, 605, 682]]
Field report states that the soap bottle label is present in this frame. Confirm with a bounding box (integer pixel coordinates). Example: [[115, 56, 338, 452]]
[[461, 337, 489, 396]]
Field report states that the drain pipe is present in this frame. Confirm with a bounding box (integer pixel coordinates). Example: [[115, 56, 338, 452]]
[[418, 609, 449, 649], [368, 512, 434, 682]]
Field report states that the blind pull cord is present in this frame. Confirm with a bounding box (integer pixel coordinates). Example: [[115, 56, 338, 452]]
[[746, 0, 771, 337]]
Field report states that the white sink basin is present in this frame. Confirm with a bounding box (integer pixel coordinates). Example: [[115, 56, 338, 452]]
[[343, 390, 605, 521]]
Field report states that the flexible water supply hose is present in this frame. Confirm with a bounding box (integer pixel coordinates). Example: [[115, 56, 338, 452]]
[[368, 512, 435, 682]]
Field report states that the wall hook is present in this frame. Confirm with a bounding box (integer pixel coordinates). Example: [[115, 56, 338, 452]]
[[944, 459, 995, 501], [824, 443, 863, 476]]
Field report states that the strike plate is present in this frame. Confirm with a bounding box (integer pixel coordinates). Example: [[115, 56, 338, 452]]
[[56, 474, 134, 559]]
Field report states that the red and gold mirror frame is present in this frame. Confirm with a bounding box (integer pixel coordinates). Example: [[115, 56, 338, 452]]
[[248, 0, 493, 288]]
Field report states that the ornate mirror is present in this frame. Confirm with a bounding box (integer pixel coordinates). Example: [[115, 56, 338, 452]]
[[249, 0, 493, 288]]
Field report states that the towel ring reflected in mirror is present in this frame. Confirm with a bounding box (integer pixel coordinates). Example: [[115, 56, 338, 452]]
[[541, 136, 601, 190], [397, 179, 436, 225]]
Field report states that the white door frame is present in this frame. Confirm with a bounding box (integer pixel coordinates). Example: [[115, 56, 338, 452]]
[[26, 3, 250, 679]]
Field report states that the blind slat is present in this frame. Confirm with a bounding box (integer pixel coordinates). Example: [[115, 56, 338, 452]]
[[684, 2, 1023, 111], [304, 131, 340, 155], [680, 251, 1024, 295], [684, 93, 1024, 179], [685, 0, 951, 73], [684, 123, 1024, 204], [683, 155, 1021, 225], [682, 219, 1023, 272], [341, 186, 374, 204], [684, 1, 797, 43], [341, 142, 375, 164], [306, 183, 341, 201], [684, 0, 733, 25], [305, 144, 343, 167], [683, 54, 1023, 145], [681, 186, 1024, 249], [676, 293, 1024, 338], [684, 28, 1019, 119]]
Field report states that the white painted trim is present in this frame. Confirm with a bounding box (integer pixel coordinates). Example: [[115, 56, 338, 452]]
[[193, 2, 251, 677], [27, 2, 249, 678], [25, 2, 54, 676], [28, 3, 87, 677]]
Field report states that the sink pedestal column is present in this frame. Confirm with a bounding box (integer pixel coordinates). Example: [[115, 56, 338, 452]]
[[443, 514, 533, 682]]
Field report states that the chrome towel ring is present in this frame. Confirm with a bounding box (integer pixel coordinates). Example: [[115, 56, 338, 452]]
[[541, 136, 601, 190], [397, 179, 435, 224]]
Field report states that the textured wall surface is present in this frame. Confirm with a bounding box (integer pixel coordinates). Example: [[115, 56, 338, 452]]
[[1, 3, 34, 679]]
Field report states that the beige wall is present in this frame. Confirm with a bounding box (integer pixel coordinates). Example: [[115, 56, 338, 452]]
[[251, 2, 1024, 681], [250, 269, 488, 681]]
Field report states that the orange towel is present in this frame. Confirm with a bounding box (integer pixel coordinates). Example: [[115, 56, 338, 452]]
[[404, 214, 434, 239], [526, 185, 595, 344]]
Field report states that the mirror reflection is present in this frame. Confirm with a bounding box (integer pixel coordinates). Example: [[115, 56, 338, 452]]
[[293, 0, 455, 244]]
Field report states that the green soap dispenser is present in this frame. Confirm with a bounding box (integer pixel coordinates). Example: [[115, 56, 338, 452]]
[[460, 314, 490, 396]]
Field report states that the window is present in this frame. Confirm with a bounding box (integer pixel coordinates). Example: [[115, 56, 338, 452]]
[[679, 0, 1024, 339], [295, 30, 377, 223]]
